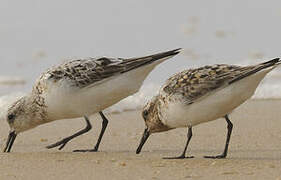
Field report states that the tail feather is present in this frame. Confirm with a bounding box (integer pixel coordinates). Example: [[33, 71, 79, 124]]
[[260, 57, 281, 66], [122, 48, 181, 73], [141, 48, 182, 62], [229, 57, 280, 84]]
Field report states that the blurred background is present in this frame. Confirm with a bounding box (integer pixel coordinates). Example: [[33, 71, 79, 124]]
[[0, 0, 281, 112]]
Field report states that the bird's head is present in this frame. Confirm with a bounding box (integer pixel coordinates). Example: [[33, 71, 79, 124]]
[[136, 95, 171, 154], [4, 95, 46, 152]]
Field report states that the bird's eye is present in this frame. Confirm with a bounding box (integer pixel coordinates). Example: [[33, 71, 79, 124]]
[[7, 114, 15, 123], [142, 110, 148, 119]]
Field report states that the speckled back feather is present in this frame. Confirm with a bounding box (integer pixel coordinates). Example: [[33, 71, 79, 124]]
[[45, 58, 125, 87], [161, 58, 280, 104], [34, 49, 181, 91]]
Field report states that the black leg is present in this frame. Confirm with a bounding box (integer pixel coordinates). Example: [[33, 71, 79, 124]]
[[46, 116, 92, 150], [73, 111, 109, 152], [204, 115, 233, 159], [163, 127, 194, 159]]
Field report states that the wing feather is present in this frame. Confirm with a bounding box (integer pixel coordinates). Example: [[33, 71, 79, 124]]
[[161, 64, 254, 104], [162, 58, 280, 105], [35, 48, 181, 90]]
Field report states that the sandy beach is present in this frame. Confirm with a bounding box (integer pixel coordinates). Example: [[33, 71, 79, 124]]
[[0, 99, 281, 180]]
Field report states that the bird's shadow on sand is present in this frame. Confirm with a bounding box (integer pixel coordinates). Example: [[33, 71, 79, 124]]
[[2, 149, 281, 161], [138, 149, 281, 161]]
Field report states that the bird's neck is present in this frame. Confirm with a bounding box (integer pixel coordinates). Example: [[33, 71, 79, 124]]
[[25, 94, 49, 123], [150, 97, 172, 133]]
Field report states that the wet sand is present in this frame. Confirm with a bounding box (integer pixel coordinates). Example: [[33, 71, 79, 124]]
[[0, 99, 281, 180]]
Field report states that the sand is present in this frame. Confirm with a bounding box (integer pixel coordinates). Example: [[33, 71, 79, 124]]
[[0, 99, 281, 180]]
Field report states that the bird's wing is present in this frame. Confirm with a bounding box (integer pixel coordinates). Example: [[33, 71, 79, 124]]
[[161, 58, 280, 105], [37, 49, 181, 89]]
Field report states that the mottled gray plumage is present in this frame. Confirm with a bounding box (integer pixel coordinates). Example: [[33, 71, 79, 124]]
[[39, 49, 181, 89], [46, 58, 124, 87], [161, 58, 280, 104]]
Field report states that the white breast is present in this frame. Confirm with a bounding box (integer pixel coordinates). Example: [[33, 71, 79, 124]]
[[162, 67, 274, 128]]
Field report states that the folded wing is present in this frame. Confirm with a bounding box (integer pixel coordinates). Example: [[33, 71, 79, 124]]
[[162, 58, 280, 105]]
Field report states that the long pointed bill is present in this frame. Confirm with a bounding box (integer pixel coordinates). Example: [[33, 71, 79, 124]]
[[136, 128, 150, 154], [3, 131, 17, 153]]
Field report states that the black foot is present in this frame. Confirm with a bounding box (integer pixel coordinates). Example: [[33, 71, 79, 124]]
[[204, 154, 226, 159], [73, 148, 98, 152], [46, 116, 92, 150], [163, 155, 194, 159], [46, 139, 70, 150]]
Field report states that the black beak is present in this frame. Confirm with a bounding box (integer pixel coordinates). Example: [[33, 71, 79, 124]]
[[3, 131, 17, 153], [136, 128, 150, 154]]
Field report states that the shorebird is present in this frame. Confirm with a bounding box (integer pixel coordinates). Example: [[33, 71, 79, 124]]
[[136, 58, 281, 159], [3, 48, 181, 153]]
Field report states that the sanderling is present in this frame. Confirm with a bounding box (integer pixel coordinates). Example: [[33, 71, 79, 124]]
[[3, 48, 181, 153], [136, 58, 281, 159]]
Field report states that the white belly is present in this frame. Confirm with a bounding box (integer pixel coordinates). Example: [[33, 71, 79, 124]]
[[44, 61, 162, 120], [163, 68, 272, 128]]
